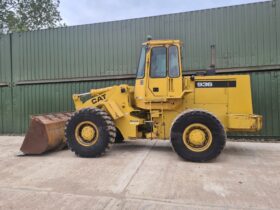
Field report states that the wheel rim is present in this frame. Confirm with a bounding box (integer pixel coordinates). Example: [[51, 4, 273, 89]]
[[75, 121, 99, 146], [182, 123, 212, 152]]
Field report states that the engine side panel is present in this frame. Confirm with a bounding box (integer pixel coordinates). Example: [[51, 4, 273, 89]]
[[145, 75, 261, 139]]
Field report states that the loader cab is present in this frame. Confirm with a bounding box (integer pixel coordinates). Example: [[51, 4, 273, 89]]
[[134, 40, 183, 108]]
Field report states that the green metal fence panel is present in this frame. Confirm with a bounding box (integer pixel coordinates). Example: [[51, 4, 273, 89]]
[[12, 79, 134, 133], [277, 0, 280, 63], [0, 35, 12, 134], [252, 70, 280, 138], [11, 23, 146, 82], [0, 87, 13, 134], [10, 1, 280, 83], [0, 34, 11, 84]]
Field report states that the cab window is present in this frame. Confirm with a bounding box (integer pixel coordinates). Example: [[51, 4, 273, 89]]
[[136, 47, 146, 79], [168, 46, 180, 77], [150, 47, 167, 78]]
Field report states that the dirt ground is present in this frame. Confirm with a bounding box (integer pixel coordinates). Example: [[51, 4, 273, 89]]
[[0, 136, 279, 210]]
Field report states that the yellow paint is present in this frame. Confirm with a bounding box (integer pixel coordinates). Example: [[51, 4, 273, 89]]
[[104, 100, 124, 120], [73, 85, 144, 139], [227, 114, 262, 132], [75, 121, 99, 146], [189, 129, 206, 145], [183, 123, 212, 152], [134, 41, 183, 107], [72, 39, 262, 141], [81, 126, 95, 141]]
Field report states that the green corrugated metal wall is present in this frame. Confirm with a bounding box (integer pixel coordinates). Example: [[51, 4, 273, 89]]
[[250, 71, 280, 138], [277, 0, 280, 63], [9, 0, 280, 82], [0, 35, 11, 83], [0, 87, 13, 133], [0, 35, 13, 134], [0, 1, 279, 138]]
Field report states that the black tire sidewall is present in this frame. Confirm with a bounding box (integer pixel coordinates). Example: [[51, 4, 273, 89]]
[[114, 128, 124, 143], [65, 109, 111, 157], [171, 111, 226, 162]]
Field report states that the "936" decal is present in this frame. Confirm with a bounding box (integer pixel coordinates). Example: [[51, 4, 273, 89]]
[[195, 81, 236, 88]]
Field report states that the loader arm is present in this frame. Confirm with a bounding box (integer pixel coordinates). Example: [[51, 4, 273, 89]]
[[72, 84, 145, 140]]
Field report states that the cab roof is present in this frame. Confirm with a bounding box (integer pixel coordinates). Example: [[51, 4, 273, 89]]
[[142, 39, 182, 46]]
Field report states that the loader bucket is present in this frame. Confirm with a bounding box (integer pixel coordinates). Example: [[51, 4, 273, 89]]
[[20, 112, 73, 155]]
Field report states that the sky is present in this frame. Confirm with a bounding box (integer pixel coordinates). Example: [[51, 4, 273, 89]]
[[59, 0, 267, 26]]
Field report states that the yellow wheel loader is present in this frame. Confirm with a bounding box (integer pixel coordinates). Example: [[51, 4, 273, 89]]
[[20, 39, 262, 162]]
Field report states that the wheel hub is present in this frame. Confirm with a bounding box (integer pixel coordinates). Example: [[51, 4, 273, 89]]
[[189, 129, 206, 146], [81, 126, 95, 141], [182, 123, 213, 152], [75, 121, 99, 146]]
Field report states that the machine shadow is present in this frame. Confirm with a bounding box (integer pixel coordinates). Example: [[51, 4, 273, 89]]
[[112, 140, 173, 153], [18, 140, 264, 160]]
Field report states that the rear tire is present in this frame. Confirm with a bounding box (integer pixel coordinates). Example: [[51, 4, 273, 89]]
[[65, 108, 116, 157], [170, 110, 226, 162]]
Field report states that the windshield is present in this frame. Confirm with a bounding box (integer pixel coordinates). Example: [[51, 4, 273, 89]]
[[136, 47, 146, 78]]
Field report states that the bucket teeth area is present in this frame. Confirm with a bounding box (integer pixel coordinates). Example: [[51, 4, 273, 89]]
[[20, 112, 73, 155]]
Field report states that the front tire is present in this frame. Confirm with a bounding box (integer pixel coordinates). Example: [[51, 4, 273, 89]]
[[114, 128, 124, 143], [65, 108, 116, 157], [170, 110, 226, 162]]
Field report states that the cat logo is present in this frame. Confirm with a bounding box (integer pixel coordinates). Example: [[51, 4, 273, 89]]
[[92, 94, 106, 104]]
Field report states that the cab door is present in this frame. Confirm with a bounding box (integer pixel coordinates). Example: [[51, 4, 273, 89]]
[[147, 45, 182, 100], [147, 46, 168, 99]]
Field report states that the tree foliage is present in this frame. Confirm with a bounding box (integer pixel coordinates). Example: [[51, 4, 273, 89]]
[[0, 0, 64, 33]]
